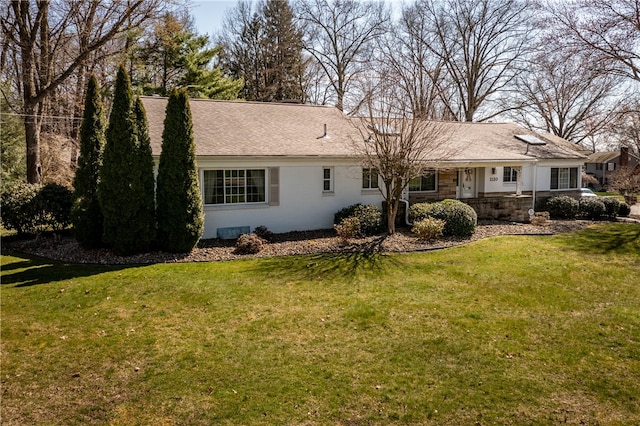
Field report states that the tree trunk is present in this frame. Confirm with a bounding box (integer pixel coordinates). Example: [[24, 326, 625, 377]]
[[24, 100, 42, 184]]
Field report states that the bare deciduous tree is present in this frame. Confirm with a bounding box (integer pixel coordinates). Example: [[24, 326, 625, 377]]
[[546, 0, 640, 83], [296, 0, 390, 112], [356, 80, 451, 233], [418, 0, 532, 122], [1, 0, 163, 184], [377, 3, 449, 120], [512, 51, 622, 147]]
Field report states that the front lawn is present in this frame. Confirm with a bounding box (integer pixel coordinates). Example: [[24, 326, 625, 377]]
[[2, 223, 639, 425]]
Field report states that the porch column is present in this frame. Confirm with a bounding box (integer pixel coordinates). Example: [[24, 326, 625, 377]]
[[516, 166, 523, 195]]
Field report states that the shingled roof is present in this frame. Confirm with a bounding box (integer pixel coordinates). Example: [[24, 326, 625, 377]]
[[141, 97, 586, 163], [142, 97, 359, 157]]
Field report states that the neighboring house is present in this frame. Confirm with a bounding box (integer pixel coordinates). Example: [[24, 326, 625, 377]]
[[142, 97, 587, 239], [585, 147, 640, 188]]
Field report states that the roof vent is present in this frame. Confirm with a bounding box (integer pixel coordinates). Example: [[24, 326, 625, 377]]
[[318, 123, 330, 139], [515, 134, 546, 145]]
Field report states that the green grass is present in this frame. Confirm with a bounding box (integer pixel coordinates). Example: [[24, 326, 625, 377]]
[[2, 223, 639, 425], [595, 192, 626, 201]]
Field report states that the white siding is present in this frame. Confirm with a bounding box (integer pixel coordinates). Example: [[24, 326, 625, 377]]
[[197, 158, 383, 238]]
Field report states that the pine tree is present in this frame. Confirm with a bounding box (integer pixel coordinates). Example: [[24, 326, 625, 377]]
[[99, 65, 154, 255], [156, 88, 204, 252], [262, 0, 303, 101], [71, 75, 106, 247], [221, 0, 303, 102]]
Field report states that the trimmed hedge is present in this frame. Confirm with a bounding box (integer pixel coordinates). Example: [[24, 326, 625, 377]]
[[579, 197, 606, 220], [544, 196, 579, 220], [333, 204, 383, 237], [409, 199, 477, 237], [601, 197, 621, 218], [618, 202, 631, 217], [412, 217, 445, 241]]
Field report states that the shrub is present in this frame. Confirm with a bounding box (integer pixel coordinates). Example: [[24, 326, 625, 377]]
[[409, 199, 477, 237], [35, 183, 73, 231], [545, 196, 579, 219], [579, 197, 606, 220], [412, 217, 445, 241], [601, 197, 621, 218], [254, 225, 275, 242], [0, 183, 73, 235], [618, 202, 631, 217], [234, 233, 264, 255], [334, 216, 361, 241], [0, 183, 40, 235], [530, 211, 550, 226], [333, 204, 383, 237]]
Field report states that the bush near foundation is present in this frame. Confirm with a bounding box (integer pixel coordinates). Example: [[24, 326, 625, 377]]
[[544, 196, 579, 220], [601, 197, 621, 218], [333, 204, 383, 236], [412, 217, 445, 241], [579, 198, 606, 220], [234, 233, 264, 254], [409, 199, 476, 237]]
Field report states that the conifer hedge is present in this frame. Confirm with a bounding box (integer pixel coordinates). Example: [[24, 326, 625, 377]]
[[72, 75, 105, 247], [156, 88, 204, 252], [98, 65, 155, 255]]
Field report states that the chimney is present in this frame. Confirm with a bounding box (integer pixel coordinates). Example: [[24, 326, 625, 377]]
[[620, 146, 629, 168]]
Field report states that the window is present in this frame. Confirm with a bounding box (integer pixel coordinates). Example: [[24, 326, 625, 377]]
[[362, 168, 379, 189], [323, 167, 333, 192], [203, 169, 266, 205], [503, 167, 518, 183], [409, 170, 437, 192], [595, 163, 603, 171], [550, 167, 578, 190]]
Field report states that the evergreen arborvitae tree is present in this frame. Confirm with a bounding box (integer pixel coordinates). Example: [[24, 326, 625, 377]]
[[156, 88, 204, 252], [99, 65, 154, 255], [71, 75, 106, 247], [132, 96, 157, 247]]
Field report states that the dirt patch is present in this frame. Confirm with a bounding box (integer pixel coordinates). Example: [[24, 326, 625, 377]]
[[3, 220, 592, 265]]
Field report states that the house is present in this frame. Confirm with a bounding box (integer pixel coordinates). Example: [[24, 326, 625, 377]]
[[142, 97, 587, 239], [585, 147, 640, 188]]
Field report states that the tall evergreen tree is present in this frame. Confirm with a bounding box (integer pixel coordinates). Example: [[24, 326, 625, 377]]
[[71, 75, 106, 248], [99, 65, 154, 255], [132, 96, 157, 247], [262, 0, 304, 101], [220, 0, 303, 102], [156, 88, 204, 252]]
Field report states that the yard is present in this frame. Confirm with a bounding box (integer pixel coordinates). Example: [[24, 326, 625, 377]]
[[1, 223, 639, 425]]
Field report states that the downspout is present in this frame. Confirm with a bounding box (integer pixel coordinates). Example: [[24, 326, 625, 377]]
[[532, 161, 537, 211], [401, 198, 412, 226]]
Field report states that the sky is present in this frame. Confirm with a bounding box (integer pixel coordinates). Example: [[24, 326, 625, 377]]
[[191, 0, 240, 38]]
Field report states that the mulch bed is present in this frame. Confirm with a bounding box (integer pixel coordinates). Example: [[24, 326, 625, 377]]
[[2, 220, 594, 265]]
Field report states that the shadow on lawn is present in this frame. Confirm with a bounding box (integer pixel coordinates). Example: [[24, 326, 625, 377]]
[[1, 253, 133, 287], [555, 223, 640, 255], [256, 235, 401, 283]]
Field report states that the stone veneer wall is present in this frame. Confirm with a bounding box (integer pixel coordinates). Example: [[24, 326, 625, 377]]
[[463, 196, 533, 222]]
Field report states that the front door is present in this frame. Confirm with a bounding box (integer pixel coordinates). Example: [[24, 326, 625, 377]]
[[460, 168, 476, 198]]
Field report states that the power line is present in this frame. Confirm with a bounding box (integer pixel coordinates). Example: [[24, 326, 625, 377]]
[[0, 112, 83, 121]]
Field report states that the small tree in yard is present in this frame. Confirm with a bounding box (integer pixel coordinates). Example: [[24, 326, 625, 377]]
[[156, 88, 204, 252], [72, 75, 106, 247], [356, 80, 451, 233], [608, 165, 640, 200], [99, 65, 155, 255]]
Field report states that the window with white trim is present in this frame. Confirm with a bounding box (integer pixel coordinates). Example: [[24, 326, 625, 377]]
[[362, 168, 379, 189], [409, 170, 437, 192], [203, 169, 266, 205], [503, 166, 517, 183], [322, 167, 334, 192], [550, 167, 578, 190]]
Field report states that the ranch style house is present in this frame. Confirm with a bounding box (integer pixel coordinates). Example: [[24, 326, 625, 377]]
[[142, 97, 587, 239]]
